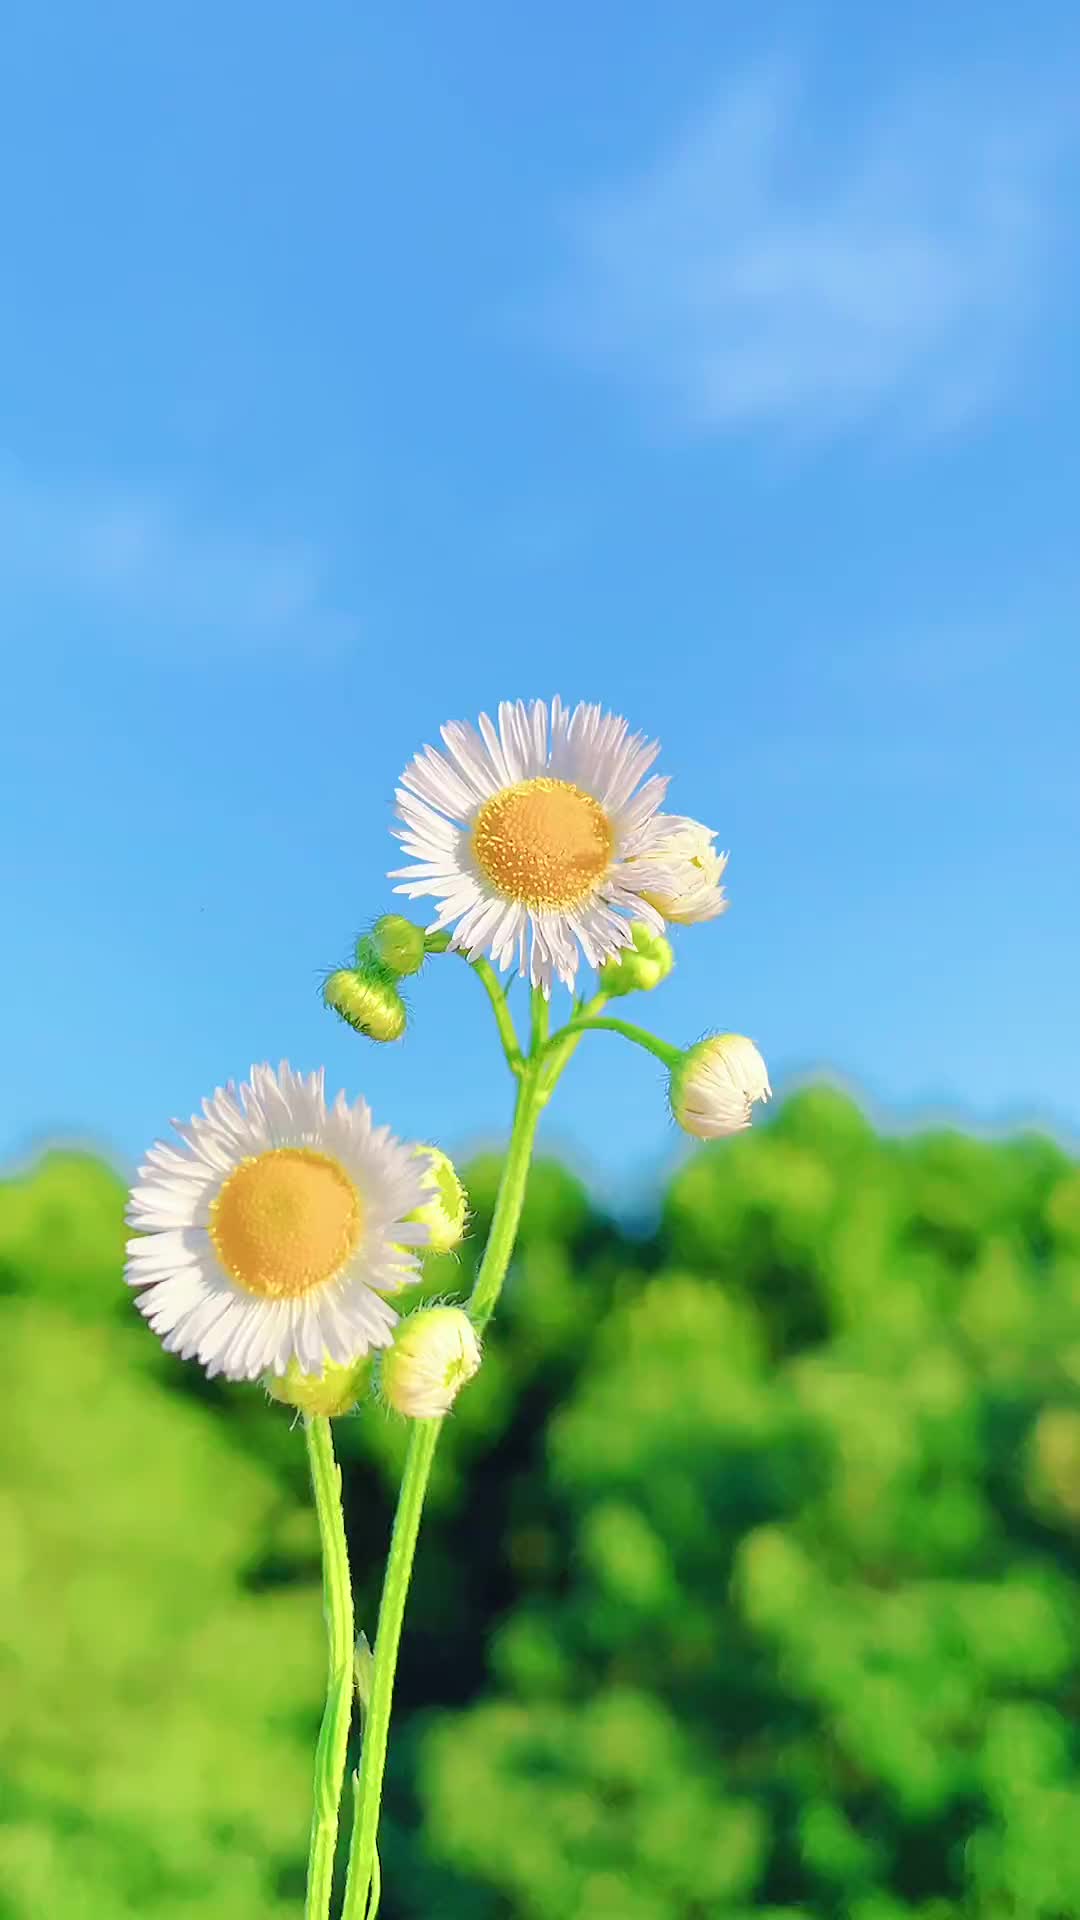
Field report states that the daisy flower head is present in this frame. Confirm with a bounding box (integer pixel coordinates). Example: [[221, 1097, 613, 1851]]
[[390, 698, 694, 993], [125, 1064, 431, 1382]]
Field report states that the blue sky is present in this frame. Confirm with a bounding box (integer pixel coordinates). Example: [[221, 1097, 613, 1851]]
[[2, 1, 1078, 1198]]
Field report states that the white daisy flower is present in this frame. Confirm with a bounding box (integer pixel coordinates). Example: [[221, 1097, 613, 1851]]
[[389, 698, 690, 993], [125, 1063, 430, 1382], [639, 817, 729, 925], [670, 1034, 772, 1139]]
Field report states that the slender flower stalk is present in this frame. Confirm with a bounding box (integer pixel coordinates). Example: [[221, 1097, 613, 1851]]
[[303, 1416, 355, 1920], [469, 957, 525, 1072], [342, 1042, 558, 1912], [342, 1418, 441, 1919], [529, 985, 550, 1053], [469, 1066, 547, 1327], [547, 1013, 683, 1071]]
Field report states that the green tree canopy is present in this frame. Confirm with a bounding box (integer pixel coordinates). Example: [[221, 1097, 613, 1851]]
[[2, 1092, 1078, 1918]]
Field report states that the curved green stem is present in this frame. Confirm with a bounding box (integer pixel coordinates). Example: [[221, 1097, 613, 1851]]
[[303, 1416, 355, 1920], [470, 958, 524, 1073], [469, 1065, 545, 1329], [422, 932, 523, 1071], [543, 1013, 682, 1072]]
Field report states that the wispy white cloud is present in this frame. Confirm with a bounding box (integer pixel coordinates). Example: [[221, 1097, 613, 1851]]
[[539, 59, 1072, 438], [0, 459, 358, 654]]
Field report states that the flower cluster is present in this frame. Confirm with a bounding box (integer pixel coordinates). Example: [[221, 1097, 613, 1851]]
[[126, 698, 769, 1400], [122, 693, 776, 1920]]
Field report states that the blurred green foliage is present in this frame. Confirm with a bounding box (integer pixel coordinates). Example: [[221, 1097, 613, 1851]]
[[2, 1092, 1079, 1918]]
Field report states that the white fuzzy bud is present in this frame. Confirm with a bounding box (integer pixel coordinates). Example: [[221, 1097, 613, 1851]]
[[381, 1307, 481, 1419], [642, 818, 729, 925], [670, 1033, 771, 1139]]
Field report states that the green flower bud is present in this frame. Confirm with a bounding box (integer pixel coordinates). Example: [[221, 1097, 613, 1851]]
[[264, 1353, 373, 1418], [599, 922, 675, 998], [381, 1307, 481, 1420], [323, 967, 407, 1043], [370, 914, 428, 977], [407, 1145, 469, 1255]]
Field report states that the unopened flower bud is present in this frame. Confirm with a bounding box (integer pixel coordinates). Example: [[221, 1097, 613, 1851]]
[[407, 1146, 468, 1255], [600, 922, 675, 998], [381, 1306, 481, 1419], [670, 1033, 771, 1139], [642, 818, 729, 925], [323, 967, 407, 1043], [370, 915, 427, 977], [264, 1353, 373, 1418]]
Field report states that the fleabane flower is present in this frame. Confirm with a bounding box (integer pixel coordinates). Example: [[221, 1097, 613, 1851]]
[[125, 1063, 431, 1382], [670, 1034, 772, 1139], [390, 698, 691, 994], [640, 817, 729, 925]]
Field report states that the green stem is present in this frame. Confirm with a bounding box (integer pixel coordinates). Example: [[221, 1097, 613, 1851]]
[[422, 933, 523, 1071], [341, 1418, 441, 1919], [341, 1059, 549, 1913], [303, 1416, 355, 1920], [536, 989, 607, 1097], [470, 958, 524, 1072], [529, 985, 550, 1053], [543, 1013, 682, 1072], [469, 1065, 545, 1330], [365, 1841, 382, 1918]]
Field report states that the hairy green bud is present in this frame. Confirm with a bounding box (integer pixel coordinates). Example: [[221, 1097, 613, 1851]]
[[370, 915, 428, 977], [599, 922, 675, 998], [407, 1145, 469, 1255], [264, 1353, 373, 1417], [323, 966, 407, 1043]]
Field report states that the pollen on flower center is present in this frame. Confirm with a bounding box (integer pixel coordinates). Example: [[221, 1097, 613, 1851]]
[[209, 1147, 363, 1300], [471, 778, 614, 909]]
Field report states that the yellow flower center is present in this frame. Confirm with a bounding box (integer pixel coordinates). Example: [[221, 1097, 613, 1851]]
[[471, 778, 614, 909], [209, 1147, 363, 1300]]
